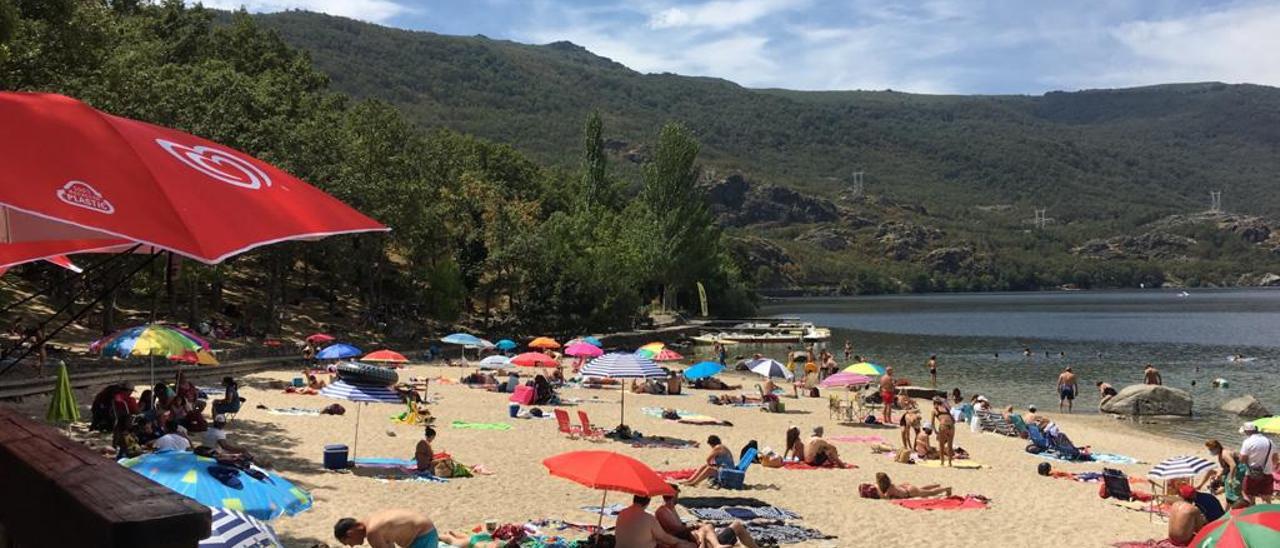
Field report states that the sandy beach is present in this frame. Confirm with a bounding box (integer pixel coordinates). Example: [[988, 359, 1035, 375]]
[[11, 361, 1215, 548]]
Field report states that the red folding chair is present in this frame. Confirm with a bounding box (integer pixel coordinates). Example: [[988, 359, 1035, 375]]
[[554, 409, 580, 439]]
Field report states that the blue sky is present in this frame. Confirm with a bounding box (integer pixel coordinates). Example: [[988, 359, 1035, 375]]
[[201, 0, 1279, 94]]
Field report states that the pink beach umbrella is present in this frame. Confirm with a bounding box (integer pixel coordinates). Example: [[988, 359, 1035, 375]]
[[819, 372, 873, 388], [565, 342, 604, 358]]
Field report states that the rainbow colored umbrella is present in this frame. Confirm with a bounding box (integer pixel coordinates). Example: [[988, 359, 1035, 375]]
[[1189, 504, 1280, 547], [121, 450, 312, 520], [641, 348, 683, 362], [171, 349, 220, 366], [637, 342, 664, 355], [93, 324, 204, 359], [843, 362, 886, 376]]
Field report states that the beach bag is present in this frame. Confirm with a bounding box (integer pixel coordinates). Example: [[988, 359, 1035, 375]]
[[809, 387, 820, 398], [859, 483, 880, 499], [322, 403, 346, 415], [766, 400, 784, 413]]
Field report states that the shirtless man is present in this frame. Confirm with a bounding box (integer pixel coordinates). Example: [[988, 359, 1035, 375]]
[[879, 367, 896, 424], [1056, 367, 1078, 413], [335, 509, 438, 548], [927, 355, 938, 387], [657, 484, 761, 548], [804, 426, 844, 467], [616, 495, 694, 548], [1167, 486, 1207, 546], [1096, 381, 1118, 408], [1143, 364, 1163, 385]]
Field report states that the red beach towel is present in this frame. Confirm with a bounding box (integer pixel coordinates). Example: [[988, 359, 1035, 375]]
[[656, 469, 697, 480], [892, 496, 988, 511]]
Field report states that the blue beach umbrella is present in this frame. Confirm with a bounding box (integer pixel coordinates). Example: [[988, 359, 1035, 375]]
[[684, 361, 724, 381], [201, 507, 283, 548], [316, 343, 361, 360], [581, 336, 603, 347], [120, 451, 312, 520], [494, 339, 518, 351], [442, 333, 487, 347]]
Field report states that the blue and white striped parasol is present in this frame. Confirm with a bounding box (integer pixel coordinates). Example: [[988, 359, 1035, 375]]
[[581, 352, 666, 379], [319, 380, 403, 404], [1147, 455, 1215, 480], [201, 507, 282, 547], [748, 358, 794, 380]]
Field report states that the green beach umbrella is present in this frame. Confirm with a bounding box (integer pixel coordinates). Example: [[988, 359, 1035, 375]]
[[46, 361, 80, 424], [1189, 504, 1280, 547], [843, 362, 886, 376], [1253, 416, 1280, 435]]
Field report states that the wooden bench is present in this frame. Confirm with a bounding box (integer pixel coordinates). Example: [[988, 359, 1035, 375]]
[[0, 407, 209, 547]]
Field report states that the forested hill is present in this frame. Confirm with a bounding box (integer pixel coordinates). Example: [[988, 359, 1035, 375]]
[[253, 11, 1280, 223], [251, 10, 1280, 293]]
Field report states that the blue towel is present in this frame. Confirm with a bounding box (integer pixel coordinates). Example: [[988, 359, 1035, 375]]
[[1033, 452, 1139, 465]]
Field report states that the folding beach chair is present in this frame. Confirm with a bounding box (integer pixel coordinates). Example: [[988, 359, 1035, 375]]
[[1102, 468, 1133, 500], [1010, 415, 1030, 437], [1026, 424, 1054, 451], [554, 409, 580, 439], [577, 410, 606, 441], [716, 447, 757, 489]]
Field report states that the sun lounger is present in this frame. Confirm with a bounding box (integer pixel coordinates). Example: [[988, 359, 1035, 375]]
[[976, 410, 1018, 436], [577, 410, 606, 441], [1026, 424, 1054, 450], [715, 447, 756, 489]]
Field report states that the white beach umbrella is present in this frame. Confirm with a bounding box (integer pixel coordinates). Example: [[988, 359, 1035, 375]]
[[748, 358, 794, 381], [1147, 455, 1215, 480], [478, 355, 512, 369]]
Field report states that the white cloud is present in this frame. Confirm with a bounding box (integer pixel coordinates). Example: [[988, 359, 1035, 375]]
[[648, 0, 807, 30], [1105, 3, 1280, 87], [198, 0, 411, 23]]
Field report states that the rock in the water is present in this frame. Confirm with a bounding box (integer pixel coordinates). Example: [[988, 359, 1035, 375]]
[[1221, 395, 1271, 419], [1100, 384, 1193, 416]]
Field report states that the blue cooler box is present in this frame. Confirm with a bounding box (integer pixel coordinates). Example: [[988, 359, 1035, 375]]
[[324, 444, 349, 470]]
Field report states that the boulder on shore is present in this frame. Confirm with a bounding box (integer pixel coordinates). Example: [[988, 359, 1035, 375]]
[[1221, 395, 1271, 419], [1099, 384, 1192, 416]]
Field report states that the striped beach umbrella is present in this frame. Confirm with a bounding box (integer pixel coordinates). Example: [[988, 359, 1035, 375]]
[[201, 507, 283, 548], [1148, 455, 1215, 480], [749, 358, 794, 380], [321, 380, 404, 460], [843, 362, 886, 376], [120, 451, 312, 520], [1189, 504, 1280, 547], [582, 353, 666, 428]]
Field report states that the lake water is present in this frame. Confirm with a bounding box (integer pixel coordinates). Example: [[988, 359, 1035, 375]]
[[756, 289, 1280, 444]]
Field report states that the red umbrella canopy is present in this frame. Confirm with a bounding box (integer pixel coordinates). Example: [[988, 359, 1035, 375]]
[[0, 92, 387, 264], [0, 238, 133, 270], [1190, 504, 1280, 547], [511, 352, 558, 367], [542, 451, 675, 497], [306, 333, 336, 344], [362, 349, 409, 364]]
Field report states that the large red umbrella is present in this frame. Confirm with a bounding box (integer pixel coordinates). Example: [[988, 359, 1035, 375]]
[[543, 450, 675, 528], [0, 239, 132, 270], [362, 349, 409, 366], [305, 333, 335, 344], [511, 352, 558, 368], [0, 92, 387, 264]]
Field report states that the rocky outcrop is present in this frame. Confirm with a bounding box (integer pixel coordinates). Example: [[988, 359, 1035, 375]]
[[799, 227, 857, 251], [1221, 395, 1271, 419], [1074, 232, 1197, 261], [1100, 385, 1192, 416], [727, 236, 799, 288], [924, 247, 975, 274], [704, 174, 840, 227], [876, 222, 942, 260]]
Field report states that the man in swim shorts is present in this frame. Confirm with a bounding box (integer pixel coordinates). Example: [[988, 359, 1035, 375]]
[[336, 509, 438, 548], [879, 366, 896, 424], [1056, 367, 1078, 413]]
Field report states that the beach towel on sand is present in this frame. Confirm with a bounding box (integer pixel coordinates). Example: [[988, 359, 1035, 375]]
[[265, 407, 321, 416], [656, 469, 698, 481], [892, 496, 988, 511], [782, 461, 856, 470], [450, 420, 513, 430], [642, 407, 733, 426], [828, 435, 885, 444], [629, 436, 699, 449], [581, 503, 626, 517], [1035, 451, 1140, 465], [742, 523, 835, 545], [918, 460, 985, 470]]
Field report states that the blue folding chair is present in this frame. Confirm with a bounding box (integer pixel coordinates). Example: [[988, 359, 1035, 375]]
[[1027, 424, 1054, 451], [715, 448, 757, 489]]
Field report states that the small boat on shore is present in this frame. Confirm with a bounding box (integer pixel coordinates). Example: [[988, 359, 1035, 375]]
[[692, 321, 831, 344]]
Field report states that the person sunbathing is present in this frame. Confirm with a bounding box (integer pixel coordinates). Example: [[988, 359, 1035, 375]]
[[335, 509, 438, 548], [914, 426, 939, 460], [439, 527, 502, 548], [874, 472, 952, 499], [657, 484, 761, 548], [804, 427, 845, 467], [694, 377, 740, 390], [306, 372, 326, 390], [683, 435, 734, 487], [783, 426, 805, 462]]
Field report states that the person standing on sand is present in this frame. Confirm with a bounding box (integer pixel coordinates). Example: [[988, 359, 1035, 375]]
[[1056, 367, 1078, 413], [932, 397, 955, 467], [843, 341, 852, 362], [1239, 423, 1277, 504], [927, 355, 938, 387], [1143, 364, 1163, 385], [617, 495, 695, 548], [335, 509, 438, 548], [880, 367, 896, 424]]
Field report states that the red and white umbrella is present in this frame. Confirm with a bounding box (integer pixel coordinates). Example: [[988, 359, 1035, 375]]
[[0, 92, 387, 264]]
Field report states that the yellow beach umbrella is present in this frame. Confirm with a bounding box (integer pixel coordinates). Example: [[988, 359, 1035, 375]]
[[842, 362, 886, 376], [1254, 416, 1280, 434]]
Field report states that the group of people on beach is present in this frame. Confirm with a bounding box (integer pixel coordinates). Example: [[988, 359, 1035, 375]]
[[94, 372, 246, 460]]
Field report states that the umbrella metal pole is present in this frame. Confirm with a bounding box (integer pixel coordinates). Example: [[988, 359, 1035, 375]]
[[597, 490, 607, 531], [353, 403, 363, 460], [619, 382, 626, 429]]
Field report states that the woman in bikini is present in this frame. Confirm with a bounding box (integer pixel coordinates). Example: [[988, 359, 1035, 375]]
[[932, 397, 956, 467], [875, 472, 952, 499], [782, 426, 805, 462]]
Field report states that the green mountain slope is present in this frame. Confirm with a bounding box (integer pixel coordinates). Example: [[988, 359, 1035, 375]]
[[252, 10, 1280, 292]]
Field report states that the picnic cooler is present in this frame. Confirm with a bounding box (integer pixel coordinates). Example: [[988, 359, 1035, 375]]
[[324, 444, 349, 470]]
